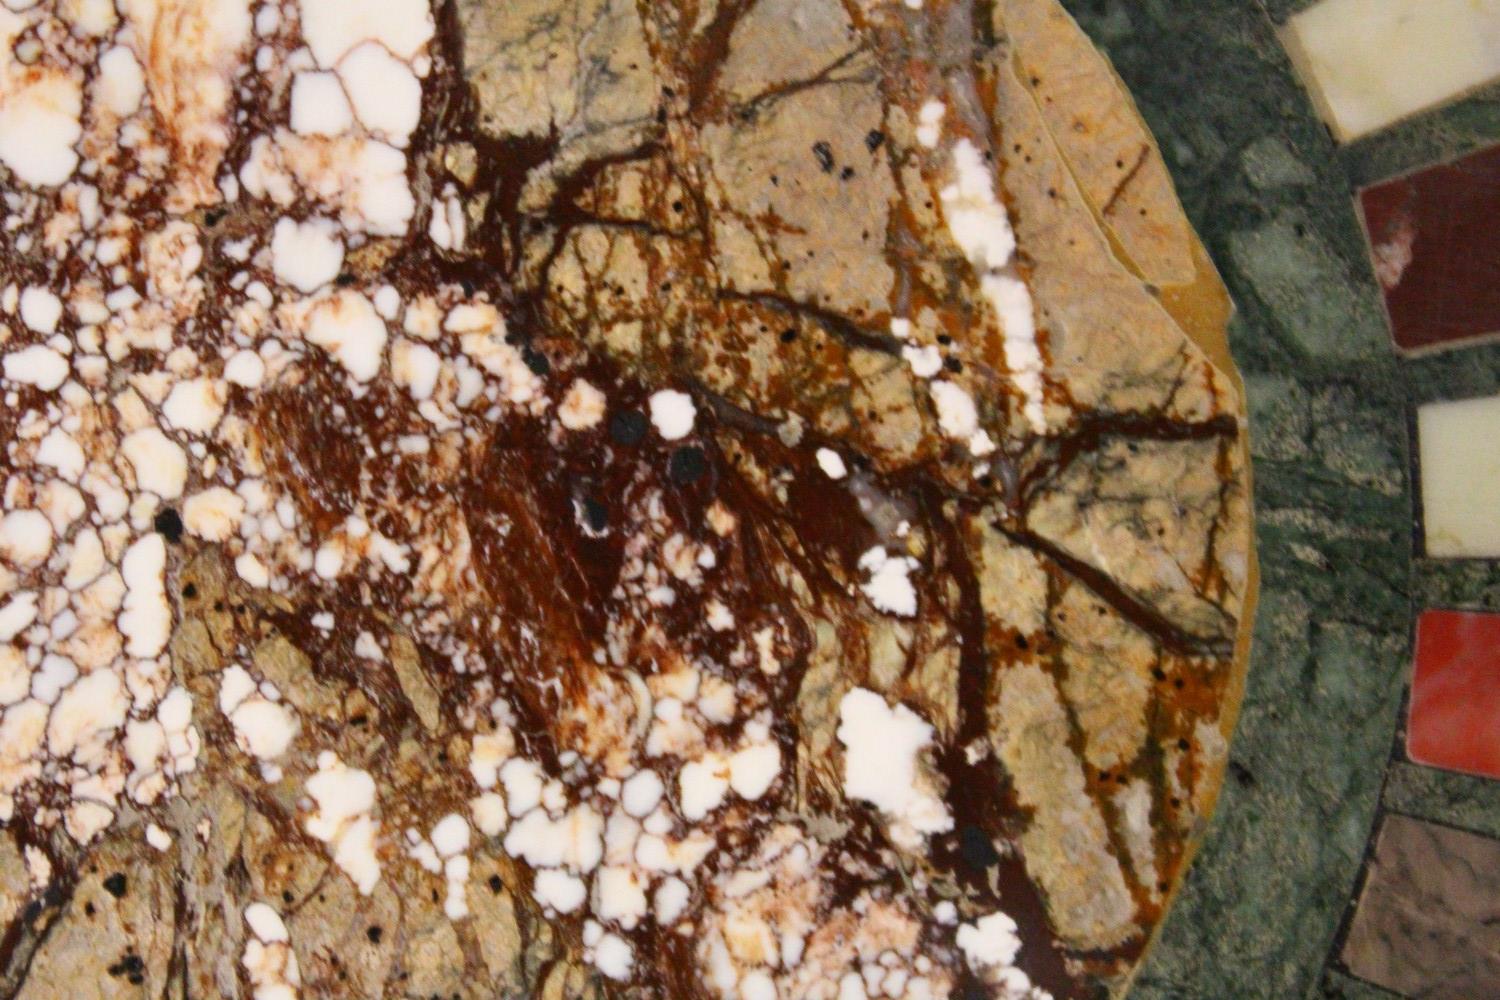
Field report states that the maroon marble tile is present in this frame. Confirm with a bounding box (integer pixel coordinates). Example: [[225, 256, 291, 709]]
[[1408, 610, 1500, 780], [1341, 814, 1500, 998], [1358, 142, 1500, 354]]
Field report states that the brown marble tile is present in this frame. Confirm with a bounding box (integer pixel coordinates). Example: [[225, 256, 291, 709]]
[[1358, 142, 1500, 354], [1341, 813, 1500, 998]]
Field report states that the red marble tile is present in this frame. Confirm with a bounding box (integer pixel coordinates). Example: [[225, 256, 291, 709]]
[[1358, 142, 1500, 354], [1409, 609, 1500, 779]]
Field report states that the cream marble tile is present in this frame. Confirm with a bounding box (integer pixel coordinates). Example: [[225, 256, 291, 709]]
[[1419, 394, 1500, 557], [1282, 0, 1500, 142]]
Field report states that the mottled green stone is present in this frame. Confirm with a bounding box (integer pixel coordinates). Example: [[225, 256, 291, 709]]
[[1057, 0, 1500, 997]]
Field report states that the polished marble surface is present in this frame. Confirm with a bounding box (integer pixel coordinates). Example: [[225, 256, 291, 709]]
[[1408, 610, 1500, 780], [1281, 0, 1500, 142], [1341, 813, 1500, 998], [1417, 395, 1500, 557], [1359, 142, 1500, 353], [1056, 0, 1500, 996]]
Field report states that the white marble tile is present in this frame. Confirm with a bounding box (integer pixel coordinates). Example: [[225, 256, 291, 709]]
[[1419, 394, 1500, 557], [1282, 0, 1500, 142]]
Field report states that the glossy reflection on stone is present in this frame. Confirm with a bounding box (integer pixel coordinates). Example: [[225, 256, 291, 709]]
[[1409, 610, 1500, 781]]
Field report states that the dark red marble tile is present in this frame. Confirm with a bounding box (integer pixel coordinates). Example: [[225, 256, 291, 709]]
[[1408, 609, 1500, 779], [1358, 142, 1500, 354]]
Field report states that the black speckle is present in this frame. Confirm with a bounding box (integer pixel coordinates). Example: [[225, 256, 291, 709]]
[[582, 498, 608, 533], [839, 165, 855, 181], [668, 447, 707, 486], [488, 874, 503, 894], [1177, 738, 1190, 751], [1229, 760, 1255, 787], [864, 129, 885, 152], [671, 199, 684, 213], [811, 141, 834, 173], [366, 925, 383, 944], [609, 410, 648, 446], [521, 347, 549, 376], [153, 509, 183, 543], [334, 272, 356, 287], [943, 356, 963, 374], [107, 952, 143, 978], [958, 824, 1000, 871], [779, 328, 797, 343], [203, 207, 226, 228], [181, 582, 197, 599], [460, 278, 476, 297], [1014, 634, 1029, 650], [102, 873, 127, 899]]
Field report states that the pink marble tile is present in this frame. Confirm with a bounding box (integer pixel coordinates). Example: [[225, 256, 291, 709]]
[[1409, 609, 1500, 780]]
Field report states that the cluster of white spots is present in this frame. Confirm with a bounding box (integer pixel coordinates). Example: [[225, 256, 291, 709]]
[[901, 344, 943, 379], [428, 183, 467, 251], [0, 7, 82, 187], [407, 812, 472, 919], [455, 633, 803, 983], [0, 3, 1064, 996], [956, 912, 1050, 998], [915, 100, 945, 149], [928, 381, 995, 458], [698, 824, 956, 1000], [938, 139, 1046, 434], [648, 388, 697, 440], [218, 664, 299, 777], [836, 689, 953, 849], [242, 902, 301, 1000], [857, 547, 920, 618], [303, 752, 380, 894], [584, 918, 636, 981]]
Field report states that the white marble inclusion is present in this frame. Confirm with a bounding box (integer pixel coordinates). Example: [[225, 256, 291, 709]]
[[1283, 0, 1500, 142]]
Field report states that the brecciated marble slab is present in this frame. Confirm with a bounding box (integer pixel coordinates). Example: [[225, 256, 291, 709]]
[[1409, 610, 1500, 781], [1281, 0, 1500, 143], [0, 0, 1254, 998], [1341, 813, 1500, 997], [1358, 141, 1500, 354]]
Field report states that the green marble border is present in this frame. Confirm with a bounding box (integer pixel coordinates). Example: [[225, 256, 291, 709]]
[[1055, 2, 1500, 997]]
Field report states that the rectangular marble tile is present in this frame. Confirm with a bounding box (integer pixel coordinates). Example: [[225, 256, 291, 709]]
[[1341, 813, 1500, 997], [1359, 142, 1500, 354], [1416, 395, 1500, 557], [1282, 0, 1500, 142], [1409, 610, 1500, 780]]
